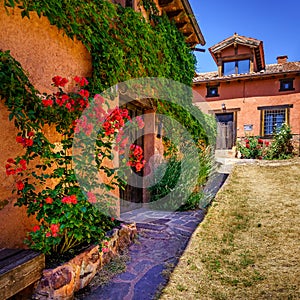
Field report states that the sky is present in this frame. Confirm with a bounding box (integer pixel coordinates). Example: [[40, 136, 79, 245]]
[[189, 0, 300, 73]]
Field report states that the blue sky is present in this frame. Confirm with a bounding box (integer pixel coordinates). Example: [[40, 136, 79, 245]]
[[189, 0, 300, 73]]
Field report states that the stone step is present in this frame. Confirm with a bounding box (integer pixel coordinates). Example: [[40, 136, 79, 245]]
[[215, 148, 236, 159]]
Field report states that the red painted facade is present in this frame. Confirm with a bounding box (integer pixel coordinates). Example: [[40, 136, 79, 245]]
[[193, 34, 300, 148]]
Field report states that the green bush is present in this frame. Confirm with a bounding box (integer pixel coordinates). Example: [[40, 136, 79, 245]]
[[237, 136, 268, 159], [265, 124, 294, 160], [148, 146, 213, 211], [237, 124, 294, 160]]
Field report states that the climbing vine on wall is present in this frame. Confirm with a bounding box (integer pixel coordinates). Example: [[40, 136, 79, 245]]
[[3, 0, 195, 89], [3, 0, 215, 146]]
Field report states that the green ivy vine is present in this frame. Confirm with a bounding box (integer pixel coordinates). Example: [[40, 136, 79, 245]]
[[2, 0, 215, 143], [3, 0, 195, 90]]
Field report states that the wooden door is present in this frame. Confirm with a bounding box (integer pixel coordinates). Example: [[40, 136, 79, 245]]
[[119, 104, 144, 212], [216, 113, 236, 149]]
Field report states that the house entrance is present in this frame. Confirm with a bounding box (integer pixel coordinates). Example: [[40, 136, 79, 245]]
[[120, 104, 144, 212], [215, 112, 236, 149]]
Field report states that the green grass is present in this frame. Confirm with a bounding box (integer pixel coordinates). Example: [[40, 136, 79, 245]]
[[160, 160, 300, 300]]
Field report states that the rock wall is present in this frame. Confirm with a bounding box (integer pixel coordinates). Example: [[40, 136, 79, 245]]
[[32, 223, 137, 300]]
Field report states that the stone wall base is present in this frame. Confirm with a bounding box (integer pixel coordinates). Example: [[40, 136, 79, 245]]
[[32, 223, 137, 299]]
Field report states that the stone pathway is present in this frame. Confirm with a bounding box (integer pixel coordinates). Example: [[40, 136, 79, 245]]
[[75, 210, 206, 300], [74, 154, 240, 300]]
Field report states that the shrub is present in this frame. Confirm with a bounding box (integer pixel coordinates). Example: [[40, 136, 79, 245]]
[[265, 124, 294, 160], [237, 124, 294, 160], [148, 146, 213, 211], [237, 136, 268, 159], [4, 75, 145, 255]]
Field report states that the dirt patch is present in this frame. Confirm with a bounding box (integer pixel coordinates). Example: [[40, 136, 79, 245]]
[[160, 160, 300, 300]]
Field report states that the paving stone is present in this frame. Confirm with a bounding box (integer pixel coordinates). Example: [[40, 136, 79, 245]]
[[132, 264, 166, 300], [133, 260, 154, 273], [118, 272, 137, 281], [88, 282, 131, 300]]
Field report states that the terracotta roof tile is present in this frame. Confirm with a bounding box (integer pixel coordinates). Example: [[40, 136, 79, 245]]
[[193, 61, 300, 83]]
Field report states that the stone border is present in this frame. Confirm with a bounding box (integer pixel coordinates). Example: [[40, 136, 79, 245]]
[[32, 223, 137, 300]]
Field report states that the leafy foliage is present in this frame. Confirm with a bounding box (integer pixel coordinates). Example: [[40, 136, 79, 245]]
[[1, 51, 145, 254], [237, 124, 294, 160], [2, 0, 211, 146], [148, 146, 213, 211], [265, 124, 294, 159]]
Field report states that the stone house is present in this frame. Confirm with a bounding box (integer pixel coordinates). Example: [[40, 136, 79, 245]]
[[0, 0, 204, 247], [193, 33, 300, 150]]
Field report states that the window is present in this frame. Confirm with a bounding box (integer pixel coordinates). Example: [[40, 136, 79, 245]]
[[206, 86, 219, 97], [223, 59, 250, 75], [279, 78, 294, 91], [258, 105, 292, 136]]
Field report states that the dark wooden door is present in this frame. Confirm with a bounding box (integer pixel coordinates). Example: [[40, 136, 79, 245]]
[[120, 104, 144, 212], [216, 113, 236, 149]]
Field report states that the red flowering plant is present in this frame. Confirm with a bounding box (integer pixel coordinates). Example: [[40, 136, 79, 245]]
[[237, 136, 270, 159], [5, 75, 145, 255]]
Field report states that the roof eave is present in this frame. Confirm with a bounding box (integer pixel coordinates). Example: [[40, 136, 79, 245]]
[[180, 0, 205, 46]]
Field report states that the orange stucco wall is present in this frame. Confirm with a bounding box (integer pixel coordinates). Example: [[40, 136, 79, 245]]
[[0, 5, 92, 247], [193, 75, 300, 137]]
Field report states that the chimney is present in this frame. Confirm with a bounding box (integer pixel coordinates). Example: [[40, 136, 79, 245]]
[[277, 55, 288, 64]]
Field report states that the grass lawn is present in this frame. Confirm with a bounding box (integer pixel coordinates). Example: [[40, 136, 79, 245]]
[[160, 160, 300, 300]]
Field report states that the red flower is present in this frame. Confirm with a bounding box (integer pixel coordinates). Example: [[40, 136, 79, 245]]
[[258, 139, 263, 144], [265, 141, 270, 147], [33, 225, 40, 232], [25, 139, 33, 147], [19, 159, 27, 170], [74, 76, 89, 87], [42, 98, 54, 107], [46, 232, 51, 238], [79, 89, 89, 99], [52, 76, 68, 87], [16, 181, 25, 190], [246, 143, 250, 149], [16, 136, 33, 147], [45, 197, 53, 204], [16, 136, 24, 143], [65, 102, 72, 110], [50, 224, 60, 237], [62, 194, 77, 204]]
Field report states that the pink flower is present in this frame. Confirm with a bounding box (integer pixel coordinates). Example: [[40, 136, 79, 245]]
[[102, 248, 109, 253], [135, 116, 144, 129], [87, 192, 97, 204]]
